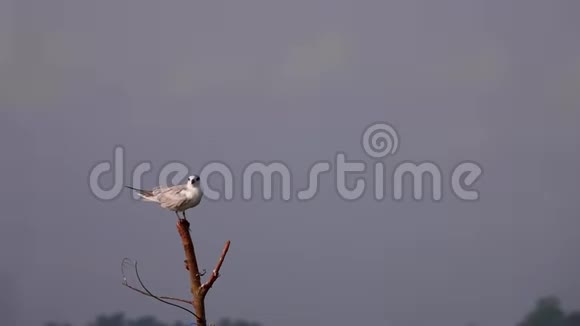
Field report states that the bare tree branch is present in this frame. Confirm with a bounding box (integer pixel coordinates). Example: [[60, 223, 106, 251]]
[[121, 217, 232, 326], [123, 283, 192, 305], [177, 219, 206, 326], [201, 240, 231, 296], [177, 219, 232, 326], [121, 258, 199, 319]]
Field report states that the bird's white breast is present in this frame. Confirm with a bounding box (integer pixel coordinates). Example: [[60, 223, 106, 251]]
[[183, 189, 195, 199], [181, 187, 202, 209]]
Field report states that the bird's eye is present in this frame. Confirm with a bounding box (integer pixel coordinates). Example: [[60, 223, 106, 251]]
[[195, 177, 200, 181]]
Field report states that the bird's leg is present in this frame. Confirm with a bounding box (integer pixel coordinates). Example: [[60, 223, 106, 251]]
[[182, 211, 191, 232], [175, 211, 181, 220]]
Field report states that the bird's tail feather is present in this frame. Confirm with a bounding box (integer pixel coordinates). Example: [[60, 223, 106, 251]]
[[125, 186, 156, 200]]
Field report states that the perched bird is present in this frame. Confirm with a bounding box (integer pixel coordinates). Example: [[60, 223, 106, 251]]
[[125, 175, 203, 220]]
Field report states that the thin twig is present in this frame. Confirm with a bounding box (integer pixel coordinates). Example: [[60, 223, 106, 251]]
[[123, 283, 192, 305], [201, 240, 231, 296], [134, 261, 200, 319], [121, 258, 199, 319]]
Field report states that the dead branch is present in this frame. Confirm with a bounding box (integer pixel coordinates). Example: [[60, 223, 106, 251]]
[[121, 258, 198, 318], [123, 283, 192, 305], [201, 240, 231, 296], [177, 219, 205, 325], [177, 219, 231, 326], [121, 216, 231, 326]]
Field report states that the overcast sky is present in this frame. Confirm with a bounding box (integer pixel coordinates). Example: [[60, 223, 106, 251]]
[[1, 1, 579, 326]]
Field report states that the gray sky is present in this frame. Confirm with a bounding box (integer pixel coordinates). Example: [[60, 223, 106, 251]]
[[1, 1, 579, 326]]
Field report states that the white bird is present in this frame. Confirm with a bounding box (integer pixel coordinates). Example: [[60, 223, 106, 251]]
[[125, 175, 203, 220]]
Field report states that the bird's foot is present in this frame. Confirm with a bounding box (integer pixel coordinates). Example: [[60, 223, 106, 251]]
[[181, 213, 192, 232]]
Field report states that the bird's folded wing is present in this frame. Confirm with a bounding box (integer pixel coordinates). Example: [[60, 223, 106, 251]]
[[156, 186, 187, 200], [157, 188, 189, 210], [152, 184, 184, 195]]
